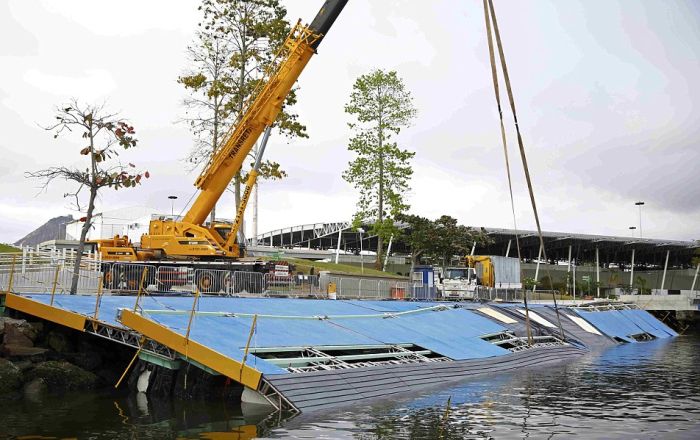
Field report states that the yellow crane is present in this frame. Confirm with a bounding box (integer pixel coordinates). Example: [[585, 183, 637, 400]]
[[94, 0, 348, 264]]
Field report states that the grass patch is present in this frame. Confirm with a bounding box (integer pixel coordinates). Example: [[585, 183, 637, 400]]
[[0, 243, 21, 253]]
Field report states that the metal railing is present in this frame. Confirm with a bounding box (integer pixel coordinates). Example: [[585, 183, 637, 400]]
[[2, 250, 430, 302], [1, 249, 103, 295], [327, 275, 429, 300], [472, 286, 565, 302]]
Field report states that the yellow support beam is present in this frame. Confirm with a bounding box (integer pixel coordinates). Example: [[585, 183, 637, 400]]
[[119, 309, 262, 390], [5, 293, 86, 331]]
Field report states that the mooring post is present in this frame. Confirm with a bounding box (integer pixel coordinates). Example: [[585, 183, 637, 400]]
[[50, 264, 60, 306]]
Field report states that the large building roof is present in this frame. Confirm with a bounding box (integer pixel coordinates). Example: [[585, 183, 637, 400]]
[[253, 223, 698, 268]]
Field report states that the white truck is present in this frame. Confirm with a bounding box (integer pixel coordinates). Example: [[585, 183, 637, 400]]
[[435, 266, 479, 299]]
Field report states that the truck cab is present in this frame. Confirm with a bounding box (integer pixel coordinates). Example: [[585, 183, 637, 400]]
[[436, 266, 478, 299]]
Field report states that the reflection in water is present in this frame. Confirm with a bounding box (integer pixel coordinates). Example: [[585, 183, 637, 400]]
[[1, 336, 698, 439]]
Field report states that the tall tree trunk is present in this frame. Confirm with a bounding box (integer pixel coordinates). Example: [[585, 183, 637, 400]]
[[234, 19, 248, 233], [209, 98, 219, 226], [376, 108, 384, 270], [70, 186, 97, 294]]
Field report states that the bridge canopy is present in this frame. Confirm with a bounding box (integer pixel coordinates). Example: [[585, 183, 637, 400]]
[[253, 223, 698, 268]]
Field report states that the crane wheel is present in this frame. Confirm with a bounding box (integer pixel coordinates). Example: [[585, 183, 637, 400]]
[[196, 271, 220, 293]]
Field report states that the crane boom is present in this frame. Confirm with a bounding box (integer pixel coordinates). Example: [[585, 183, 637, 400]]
[[184, 0, 348, 226]]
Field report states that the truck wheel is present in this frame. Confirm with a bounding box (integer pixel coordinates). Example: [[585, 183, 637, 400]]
[[196, 271, 220, 293]]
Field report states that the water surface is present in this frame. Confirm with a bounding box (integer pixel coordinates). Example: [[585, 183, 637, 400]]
[[2, 335, 698, 439]]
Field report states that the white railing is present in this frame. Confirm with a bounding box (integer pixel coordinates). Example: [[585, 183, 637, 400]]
[[327, 275, 428, 300]]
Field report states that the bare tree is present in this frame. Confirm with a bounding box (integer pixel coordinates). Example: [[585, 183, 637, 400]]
[[27, 100, 149, 294]]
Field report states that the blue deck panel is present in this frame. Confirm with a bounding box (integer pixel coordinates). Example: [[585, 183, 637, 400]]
[[574, 310, 646, 342], [15, 294, 677, 376], [20, 295, 511, 374], [618, 309, 677, 338]]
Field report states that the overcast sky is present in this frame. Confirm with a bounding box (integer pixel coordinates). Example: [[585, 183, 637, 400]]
[[1, 0, 698, 244]]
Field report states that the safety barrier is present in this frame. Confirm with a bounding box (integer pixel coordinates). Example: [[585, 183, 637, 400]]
[[327, 275, 426, 300], [1, 250, 103, 295], [155, 266, 195, 293], [472, 287, 563, 302], [107, 263, 157, 293]]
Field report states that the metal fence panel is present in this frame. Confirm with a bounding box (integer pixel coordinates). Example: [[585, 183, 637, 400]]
[[155, 266, 195, 294], [230, 271, 265, 296]]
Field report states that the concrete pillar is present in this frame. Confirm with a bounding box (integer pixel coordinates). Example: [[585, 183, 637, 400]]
[[691, 263, 699, 292], [334, 227, 343, 264], [660, 249, 670, 290], [383, 234, 393, 271], [533, 243, 543, 293], [630, 248, 636, 288], [595, 247, 600, 298], [505, 240, 511, 257], [566, 244, 572, 295]]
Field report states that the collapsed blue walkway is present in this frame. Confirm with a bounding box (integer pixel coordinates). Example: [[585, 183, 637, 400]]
[[6, 293, 677, 412]]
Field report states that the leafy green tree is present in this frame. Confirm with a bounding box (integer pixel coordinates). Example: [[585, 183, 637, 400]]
[[430, 215, 483, 273], [180, 0, 304, 225], [397, 214, 489, 275], [343, 69, 417, 269], [395, 213, 438, 272], [27, 100, 148, 294]]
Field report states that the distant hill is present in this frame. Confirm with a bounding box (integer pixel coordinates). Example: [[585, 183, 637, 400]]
[[13, 215, 74, 248]]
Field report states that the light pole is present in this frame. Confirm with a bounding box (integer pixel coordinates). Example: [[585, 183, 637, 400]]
[[628, 226, 637, 238], [357, 227, 365, 274], [168, 195, 178, 217], [635, 201, 645, 238]]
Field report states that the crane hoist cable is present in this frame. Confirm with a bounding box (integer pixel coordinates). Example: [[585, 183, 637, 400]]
[[484, 0, 566, 340], [482, 0, 532, 346]]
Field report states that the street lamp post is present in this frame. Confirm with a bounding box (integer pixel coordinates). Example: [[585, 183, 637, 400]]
[[357, 228, 365, 274], [628, 226, 637, 238], [168, 195, 178, 217], [635, 201, 645, 238]]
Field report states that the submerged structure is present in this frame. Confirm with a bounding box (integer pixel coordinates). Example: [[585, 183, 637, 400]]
[[4, 292, 676, 414]]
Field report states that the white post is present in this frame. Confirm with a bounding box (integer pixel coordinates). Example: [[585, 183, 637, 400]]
[[334, 227, 343, 264], [567, 244, 572, 295], [630, 248, 635, 289], [691, 263, 699, 292], [383, 234, 393, 271], [252, 182, 258, 246], [573, 262, 577, 299], [359, 231, 364, 274], [21, 247, 27, 275], [532, 243, 542, 293], [595, 247, 600, 298], [660, 249, 670, 290], [505, 239, 511, 258], [470, 241, 476, 256]]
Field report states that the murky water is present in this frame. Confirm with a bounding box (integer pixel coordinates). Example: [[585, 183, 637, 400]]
[[2, 335, 698, 439]]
